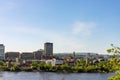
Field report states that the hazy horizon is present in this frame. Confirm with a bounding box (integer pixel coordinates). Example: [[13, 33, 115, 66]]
[[0, 0, 120, 54]]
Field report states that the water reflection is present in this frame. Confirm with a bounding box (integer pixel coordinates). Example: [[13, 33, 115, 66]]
[[0, 72, 115, 80]]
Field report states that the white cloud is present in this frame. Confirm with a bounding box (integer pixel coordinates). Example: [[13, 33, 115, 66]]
[[50, 34, 86, 53], [72, 21, 96, 35]]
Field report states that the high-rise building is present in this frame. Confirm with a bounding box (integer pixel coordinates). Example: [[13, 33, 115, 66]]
[[44, 42, 53, 56], [0, 44, 5, 60]]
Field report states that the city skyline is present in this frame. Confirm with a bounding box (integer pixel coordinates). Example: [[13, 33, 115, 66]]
[[0, 0, 120, 54]]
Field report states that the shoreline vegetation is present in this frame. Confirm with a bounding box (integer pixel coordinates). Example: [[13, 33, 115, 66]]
[[0, 58, 120, 74]]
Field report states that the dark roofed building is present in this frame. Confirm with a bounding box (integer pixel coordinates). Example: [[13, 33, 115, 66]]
[[5, 52, 20, 60], [20, 52, 34, 60]]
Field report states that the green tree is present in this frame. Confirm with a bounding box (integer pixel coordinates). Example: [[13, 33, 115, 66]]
[[0, 61, 4, 66], [31, 61, 38, 70], [10, 64, 20, 71], [60, 64, 71, 71], [107, 44, 120, 56], [107, 44, 120, 80], [37, 62, 46, 71]]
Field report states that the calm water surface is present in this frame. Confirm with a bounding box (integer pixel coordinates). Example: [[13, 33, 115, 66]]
[[0, 72, 115, 80]]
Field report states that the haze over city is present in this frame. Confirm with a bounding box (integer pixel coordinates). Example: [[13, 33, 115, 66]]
[[0, 0, 120, 53]]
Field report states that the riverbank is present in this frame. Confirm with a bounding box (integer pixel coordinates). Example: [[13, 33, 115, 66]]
[[0, 65, 118, 73], [0, 58, 120, 73]]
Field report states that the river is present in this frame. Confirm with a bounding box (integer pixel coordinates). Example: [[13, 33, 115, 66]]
[[0, 72, 115, 80]]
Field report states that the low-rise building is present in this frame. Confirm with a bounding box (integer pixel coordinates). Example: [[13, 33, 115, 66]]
[[33, 49, 44, 60], [5, 52, 20, 60], [55, 59, 64, 65], [45, 59, 56, 66], [20, 52, 34, 60]]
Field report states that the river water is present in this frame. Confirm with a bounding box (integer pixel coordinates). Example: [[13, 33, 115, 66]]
[[0, 72, 115, 80]]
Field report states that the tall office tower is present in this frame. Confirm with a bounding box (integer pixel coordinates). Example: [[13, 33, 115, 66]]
[[44, 42, 53, 56], [0, 44, 5, 60]]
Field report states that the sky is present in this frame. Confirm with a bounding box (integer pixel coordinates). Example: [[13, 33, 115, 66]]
[[0, 0, 120, 54]]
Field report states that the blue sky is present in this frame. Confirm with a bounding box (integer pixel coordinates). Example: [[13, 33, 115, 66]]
[[0, 0, 120, 53]]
